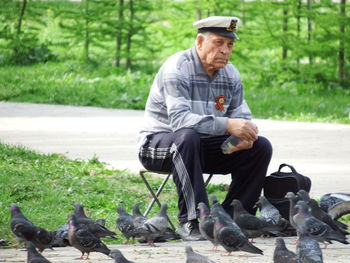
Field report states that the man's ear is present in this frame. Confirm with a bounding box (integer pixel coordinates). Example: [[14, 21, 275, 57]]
[[196, 35, 204, 49]]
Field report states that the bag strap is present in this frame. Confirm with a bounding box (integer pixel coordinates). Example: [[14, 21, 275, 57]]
[[278, 163, 297, 173]]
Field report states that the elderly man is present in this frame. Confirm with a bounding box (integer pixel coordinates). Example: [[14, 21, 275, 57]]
[[137, 16, 272, 241]]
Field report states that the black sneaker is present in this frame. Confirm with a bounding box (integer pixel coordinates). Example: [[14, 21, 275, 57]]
[[176, 220, 205, 241]]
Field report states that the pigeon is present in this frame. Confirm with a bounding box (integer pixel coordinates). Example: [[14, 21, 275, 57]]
[[285, 192, 299, 230], [26, 241, 52, 263], [293, 201, 348, 246], [231, 199, 284, 239], [116, 206, 137, 244], [211, 205, 263, 256], [307, 199, 348, 235], [52, 223, 70, 247], [73, 203, 118, 240], [132, 204, 147, 228], [255, 196, 282, 225], [273, 238, 301, 263], [10, 203, 55, 252], [197, 202, 217, 251], [109, 249, 135, 263], [297, 189, 311, 202], [68, 214, 111, 259], [134, 203, 170, 246], [255, 196, 289, 231], [296, 229, 323, 263], [185, 245, 216, 263], [319, 192, 350, 212]]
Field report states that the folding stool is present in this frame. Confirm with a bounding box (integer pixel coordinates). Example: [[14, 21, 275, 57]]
[[139, 168, 214, 230]]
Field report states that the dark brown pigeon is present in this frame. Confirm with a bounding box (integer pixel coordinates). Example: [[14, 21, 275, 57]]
[[211, 205, 263, 256], [231, 199, 284, 239], [109, 249, 135, 263], [10, 203, 54, 252], [293, 201, 348, 247], [197, 202, 217, 251], [26, 241, 52, 263], [185, 245, 216, 263], [68, 214, 110, 260], [273, 238, 301, 263], [73, 203, 117, 240]]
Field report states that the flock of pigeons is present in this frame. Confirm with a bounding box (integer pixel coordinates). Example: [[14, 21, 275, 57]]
[[8, 192, 350, 263]]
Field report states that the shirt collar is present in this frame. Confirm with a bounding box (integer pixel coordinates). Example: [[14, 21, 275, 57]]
[[190, 46, 224, 78]]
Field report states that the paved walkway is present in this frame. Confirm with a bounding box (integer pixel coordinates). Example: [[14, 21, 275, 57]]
[[1, 102, 350, 262], [1, 238, 350, 262], [1, 102, 349, 198]]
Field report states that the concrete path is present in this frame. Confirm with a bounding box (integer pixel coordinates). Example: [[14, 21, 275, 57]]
[[1, 102, 349, 198], [1, 102, 350, 262], [1, 238, 350, 263]]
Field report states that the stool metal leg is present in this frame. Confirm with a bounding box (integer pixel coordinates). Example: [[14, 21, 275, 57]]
[[205, 173, 213, 186], [139, 170, 176, 230]]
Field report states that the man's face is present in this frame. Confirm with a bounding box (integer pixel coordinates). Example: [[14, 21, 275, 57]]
[[197, 33, 235, 71]]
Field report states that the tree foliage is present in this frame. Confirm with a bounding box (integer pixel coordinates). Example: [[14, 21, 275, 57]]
[[0, 0, 349, 87]]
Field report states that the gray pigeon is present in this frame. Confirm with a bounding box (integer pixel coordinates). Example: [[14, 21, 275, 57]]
[[68, 214, 110, 260], [296, 230, 323, 263], [285, 192, 298, 229], [109, 249, 135, 263], [297, 190, 311, 202], [10, 203, 55, 252], [134, 203, 170, 246], [132, 204, 147, 228], [255, 196, 282, 224], [185, 246, 216, 263], [319, 192, 350, 212], [231, 199, 284, 239], [26, 241, 52, 263], [73, 203, 117, 240], [293, 201, 348, 246], [273, 238, 301, 263], [211, 205, 263, 256], [197, 202, 217, 251], [52, 223, 70, 247], [307, 199, 348, 235], [116, 206, 136, 244]]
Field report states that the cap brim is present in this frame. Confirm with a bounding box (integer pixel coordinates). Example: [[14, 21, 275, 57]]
[[198, 28, 240, 40]]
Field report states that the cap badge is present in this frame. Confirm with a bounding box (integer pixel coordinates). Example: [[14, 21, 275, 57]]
[[226, 20, 237, 32], [215, 95, 225, 112]]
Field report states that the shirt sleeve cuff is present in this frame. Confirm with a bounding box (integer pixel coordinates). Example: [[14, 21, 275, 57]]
[[214, 117, 228, 135]]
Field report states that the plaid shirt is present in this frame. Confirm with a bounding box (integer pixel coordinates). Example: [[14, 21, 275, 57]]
[[138, 47, 251, 148]]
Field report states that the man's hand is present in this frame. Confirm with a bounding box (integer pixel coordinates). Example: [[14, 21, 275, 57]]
[[229, 140, 254, 153], [226, 118, 258, 142]]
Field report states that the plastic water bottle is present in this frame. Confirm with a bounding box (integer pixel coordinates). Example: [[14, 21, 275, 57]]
[[221, 135, 241, 154]]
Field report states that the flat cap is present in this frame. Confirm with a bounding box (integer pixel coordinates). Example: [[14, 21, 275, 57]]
[[193, 16, 240, 40]]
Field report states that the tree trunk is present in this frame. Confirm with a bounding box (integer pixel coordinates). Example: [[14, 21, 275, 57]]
[[307, 0, 313, 64], [338, 0, 345, 84], [282, 5, 288, 60], [17, 0, 27, 36], [115, 0, 124, 67], [296, 0, 301, 65], [125, 0, 134, 69], [83, 0, 90, 60]]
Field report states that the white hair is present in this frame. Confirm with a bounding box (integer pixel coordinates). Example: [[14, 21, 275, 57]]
[[195, 32, 213, 46]]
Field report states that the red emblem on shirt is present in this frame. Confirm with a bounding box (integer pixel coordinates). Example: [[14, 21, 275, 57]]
[[215, 95, 225, 112]]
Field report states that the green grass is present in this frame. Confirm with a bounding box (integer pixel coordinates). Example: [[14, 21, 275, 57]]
[[0, 59, 349, 124], [0, 142, 227, 245]]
